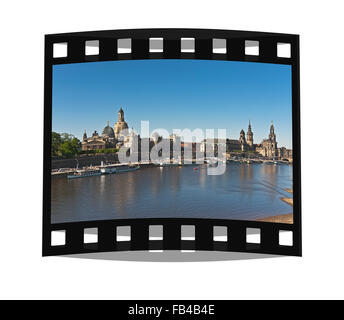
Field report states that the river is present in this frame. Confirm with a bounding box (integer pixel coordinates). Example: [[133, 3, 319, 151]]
[[51, 163, 293, 223]]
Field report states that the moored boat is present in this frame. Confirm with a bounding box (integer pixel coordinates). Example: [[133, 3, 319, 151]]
[[99, 163, 140, 174], [206, 158, 219, 167], [67, 170, 101, 179], [159, 161, 179, 167]]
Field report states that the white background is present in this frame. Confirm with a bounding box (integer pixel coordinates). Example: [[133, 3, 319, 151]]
[[1, 0, 343, 300]]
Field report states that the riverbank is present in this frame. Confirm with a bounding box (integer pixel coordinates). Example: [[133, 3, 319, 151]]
[[257, 213, 293, 224], [257, 187, 294, 223], [281, 197, 293, 206], [281, 187, 293, 206]]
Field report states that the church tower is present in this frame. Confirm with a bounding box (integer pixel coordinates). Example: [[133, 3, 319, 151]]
[[118, 107, 124, 122], [269, 121, 276, 142], [247, 121, 253, 147], [268, 121, 277, 158], [114, 107, 129, 139], [239, 129, 246, 144]]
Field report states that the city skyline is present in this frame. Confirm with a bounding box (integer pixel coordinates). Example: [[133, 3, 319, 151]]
[[52, 59, 292, 149]]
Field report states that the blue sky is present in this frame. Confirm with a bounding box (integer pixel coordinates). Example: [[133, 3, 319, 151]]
[[52, 59, 292, 149]]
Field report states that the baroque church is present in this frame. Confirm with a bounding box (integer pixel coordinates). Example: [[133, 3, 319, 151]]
[[81, 109, 292, 160], [81, 108, 131, 151], [235, 121, 292, 159], [200, 121, 292, 159], [237, 121, 279, 158], [255, 122, 278, 158]]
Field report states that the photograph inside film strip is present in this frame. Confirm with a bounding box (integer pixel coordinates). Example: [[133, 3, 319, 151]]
[[43, 29, 301, 257]]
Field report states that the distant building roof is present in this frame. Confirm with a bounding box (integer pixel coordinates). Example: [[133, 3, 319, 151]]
[[102, 121, 115, 137]]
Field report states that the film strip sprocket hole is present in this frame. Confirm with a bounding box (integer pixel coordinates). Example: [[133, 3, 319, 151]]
[[48, 219, 297, 256], [44, 29, 301, 257], [50, 34, 294, 63]]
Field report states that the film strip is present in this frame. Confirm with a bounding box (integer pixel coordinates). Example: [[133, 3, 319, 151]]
[[43, 29, 301, 257]]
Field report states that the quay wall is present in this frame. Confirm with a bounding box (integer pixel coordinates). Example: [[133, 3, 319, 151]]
[[52, 154, 119, 169]]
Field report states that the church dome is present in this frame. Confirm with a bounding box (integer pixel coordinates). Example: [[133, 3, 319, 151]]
[[102, 121, 115, 137]]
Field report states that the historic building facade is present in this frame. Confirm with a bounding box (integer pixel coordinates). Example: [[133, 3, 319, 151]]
[[82, 108, 131, 151], [81, 130, 107, 151], [200, 122, 255, 154], [246, 121, 253, 147], [114, 107, 129, 139], [255, 122, 278, 158], [200, 121, 292, 159], [81, 110, 292, 160]]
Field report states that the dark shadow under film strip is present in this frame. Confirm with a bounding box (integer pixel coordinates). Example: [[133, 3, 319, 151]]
[[43, 29, 301, 257]]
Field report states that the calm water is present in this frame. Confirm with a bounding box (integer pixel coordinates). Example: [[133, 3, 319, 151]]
[[51, 163, 293, 223]]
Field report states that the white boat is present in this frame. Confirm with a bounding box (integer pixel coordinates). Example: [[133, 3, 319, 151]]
[[67, 170, 102, 179], [205, 157, 219, 167], [99, 163, 140, 174], [159, 160, 179, 167]]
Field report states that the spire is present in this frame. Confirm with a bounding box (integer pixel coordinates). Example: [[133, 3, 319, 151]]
[[269, 121, 276, 141], [247, 121, 253, 146], [270, 121, 275, 133], [107, 120, 109, 126], [248, 120, 252, 133]]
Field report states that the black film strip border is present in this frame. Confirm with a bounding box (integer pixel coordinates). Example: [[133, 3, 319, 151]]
[[43, 29, 301, 257], [46, 218, 298, 256]]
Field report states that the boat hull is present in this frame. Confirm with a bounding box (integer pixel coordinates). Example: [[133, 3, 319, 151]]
[[67, 171, 102, 179], [100, 166, 140, 174]]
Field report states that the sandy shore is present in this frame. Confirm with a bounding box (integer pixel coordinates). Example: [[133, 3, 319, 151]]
[[257, 189, 294, 223], [281, 197, 293, 206], [257, 213, 293, 224]]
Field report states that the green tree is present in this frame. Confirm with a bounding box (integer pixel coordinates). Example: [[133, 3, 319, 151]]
[[51, 132, 62, 157], [51, 132, 81, 158], [59, 136, 81, 158], [60, 133, 75, 142]]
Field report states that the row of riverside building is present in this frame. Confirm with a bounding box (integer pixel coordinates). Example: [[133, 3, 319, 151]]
[[81, 108, 292, 160]]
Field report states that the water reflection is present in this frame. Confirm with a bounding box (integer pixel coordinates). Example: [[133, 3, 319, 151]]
[[239, 164, 253, 181], [199, 165, 206, 188], [51, 163, 293, 223]]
